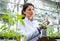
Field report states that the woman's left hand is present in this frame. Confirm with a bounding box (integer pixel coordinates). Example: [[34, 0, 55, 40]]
[[42, 18, 50, 25]]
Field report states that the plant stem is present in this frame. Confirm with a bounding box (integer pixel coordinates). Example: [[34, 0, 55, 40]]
[[4, 37, 9, 41], [16, 37, 20, 41], [13, 37, 14, 41]]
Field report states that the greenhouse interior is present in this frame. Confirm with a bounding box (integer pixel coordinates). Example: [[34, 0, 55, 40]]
[[0, 0, 60, 41]]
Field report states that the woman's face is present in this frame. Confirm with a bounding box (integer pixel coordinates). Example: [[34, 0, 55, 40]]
[[24, 5, 34, 18]]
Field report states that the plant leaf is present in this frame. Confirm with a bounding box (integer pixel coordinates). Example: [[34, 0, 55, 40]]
[[20, 19, 25, 25]]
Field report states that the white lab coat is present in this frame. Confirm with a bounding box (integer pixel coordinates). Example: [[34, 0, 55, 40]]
[[18, 17, 41, 41]]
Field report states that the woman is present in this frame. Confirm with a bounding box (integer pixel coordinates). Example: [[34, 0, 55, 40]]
[[18, 3, 49, 41]]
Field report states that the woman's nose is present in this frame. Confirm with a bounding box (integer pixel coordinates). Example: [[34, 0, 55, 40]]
[[31, 10, 34, 13]]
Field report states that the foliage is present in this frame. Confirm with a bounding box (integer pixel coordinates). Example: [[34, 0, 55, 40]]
[[46, 25, 53, 37], [47, 25, 60, 38], [39, 23, 48, 29], [0, 10, 26, 41]]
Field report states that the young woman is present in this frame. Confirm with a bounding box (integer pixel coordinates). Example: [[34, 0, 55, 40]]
[[18, 3, 49, 41]]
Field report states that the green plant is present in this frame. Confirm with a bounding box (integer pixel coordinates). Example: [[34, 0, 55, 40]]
[[0, 10, 26, 41], [39, 23, 48, 29], [46, 25, 53, 37]]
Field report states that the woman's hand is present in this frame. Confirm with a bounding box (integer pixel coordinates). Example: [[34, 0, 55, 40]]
[[38, 18, 50, 33], [42, 18, 50, 25]]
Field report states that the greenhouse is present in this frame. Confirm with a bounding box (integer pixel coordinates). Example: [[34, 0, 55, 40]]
[[0, 0, 60, 41]]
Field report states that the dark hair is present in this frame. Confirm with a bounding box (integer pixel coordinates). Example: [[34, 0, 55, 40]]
[[21, 3, 34, 19]]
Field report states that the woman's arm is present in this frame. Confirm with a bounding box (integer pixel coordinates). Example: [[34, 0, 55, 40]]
[[18, 22, 35, 41]]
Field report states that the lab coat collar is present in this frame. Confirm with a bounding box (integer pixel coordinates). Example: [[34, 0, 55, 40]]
[[24, 17, 34, 22]]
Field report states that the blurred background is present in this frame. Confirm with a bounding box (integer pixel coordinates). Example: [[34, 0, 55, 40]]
[[0, 0, 60, 40]]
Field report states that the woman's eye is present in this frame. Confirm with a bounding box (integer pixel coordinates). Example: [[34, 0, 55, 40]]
[[28, 9, 34, 11], [28, 9, 31, 11]]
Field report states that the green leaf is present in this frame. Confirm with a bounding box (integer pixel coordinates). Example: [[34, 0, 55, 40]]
[[8, 19, 15, 25], [14, 18, 18, 22], [0, 25, 7, 30], [4, 31, 12, 38], [20, 19, 25, 25], [2, 15, 9, 19], [0, 32, 3, 36], [16, 14, 24, 19], [3, 9, 10, 14], [10, 30, 15, 33], [14, 28, 20, 31]]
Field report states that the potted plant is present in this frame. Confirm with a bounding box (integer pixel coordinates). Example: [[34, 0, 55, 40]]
[[0, 9, 26, 41]]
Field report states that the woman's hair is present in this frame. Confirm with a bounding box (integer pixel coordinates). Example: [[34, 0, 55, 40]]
[[21, 3, 34, 19]]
